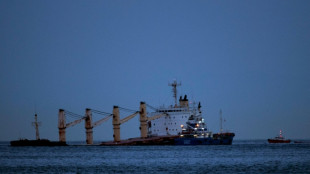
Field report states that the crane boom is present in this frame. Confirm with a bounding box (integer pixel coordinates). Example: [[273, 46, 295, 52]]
[[93, 114, 113, 127], [120, 112, 139, 124], [147, 113, 168, 121], [66, 117, 85, 128]]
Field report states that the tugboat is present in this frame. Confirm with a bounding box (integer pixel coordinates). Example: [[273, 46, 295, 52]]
[[10, 113, 67, 146], [267, 130, 291, 144], [174, 108, 235, 145]]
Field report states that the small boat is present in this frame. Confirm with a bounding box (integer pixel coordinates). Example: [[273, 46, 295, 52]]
[[175, 109, 235, 145], [268, 130, 291, 143]]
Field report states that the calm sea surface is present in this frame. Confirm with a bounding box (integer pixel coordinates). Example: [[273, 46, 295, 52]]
[[1, 140, 310, 173]]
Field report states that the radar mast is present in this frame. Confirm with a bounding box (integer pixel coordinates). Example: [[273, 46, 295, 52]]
[[168, 80, 181, 107]]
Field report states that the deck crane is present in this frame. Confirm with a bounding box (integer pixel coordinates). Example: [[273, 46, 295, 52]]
[[112, 106, 139, 142], [85, 108, 113, 145], [139, 102, 168, 138], [58, 109, 85, 143]]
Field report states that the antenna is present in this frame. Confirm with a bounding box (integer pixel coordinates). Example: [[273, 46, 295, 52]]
[[34, 101, 37, 115], [168, 80, 181, 107], [32, 113, 41, 140], [220, 109, 223, 133]]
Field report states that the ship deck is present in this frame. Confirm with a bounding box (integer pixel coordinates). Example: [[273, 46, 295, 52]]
[[100, 135, 180, 146]]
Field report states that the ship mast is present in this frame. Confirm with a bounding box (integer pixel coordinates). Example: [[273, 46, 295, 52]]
[[32, 113, 41, 140], [168, 80, 181, 107]]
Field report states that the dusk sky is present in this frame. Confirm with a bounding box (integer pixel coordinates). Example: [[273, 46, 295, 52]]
[[1, 0, 309, 141]]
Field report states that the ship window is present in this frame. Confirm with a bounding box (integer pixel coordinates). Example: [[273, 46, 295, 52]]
[[153, 123, 155, 126], [164, 123, 166, 125], [175, 123, 176, 125]]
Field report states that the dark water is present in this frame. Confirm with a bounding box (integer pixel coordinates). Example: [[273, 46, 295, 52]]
[[1, 140, 310, 173]]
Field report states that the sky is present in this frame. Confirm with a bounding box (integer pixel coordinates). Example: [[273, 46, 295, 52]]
[[1, 0, 310, 141]]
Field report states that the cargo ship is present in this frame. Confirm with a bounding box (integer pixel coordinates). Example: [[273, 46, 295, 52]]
[[268, 130, 291, 143], [147, 81, 235, 145], [10, 113, 67, 146]]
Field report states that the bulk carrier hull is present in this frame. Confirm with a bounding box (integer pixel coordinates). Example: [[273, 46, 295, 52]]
[[10, 139, 67, 146], [100, 135, 234, 146]]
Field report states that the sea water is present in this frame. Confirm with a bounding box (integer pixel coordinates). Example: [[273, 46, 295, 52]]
[[1, 140, 310, 173]]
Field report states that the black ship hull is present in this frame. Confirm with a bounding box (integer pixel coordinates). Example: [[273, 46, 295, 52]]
[[175, 132, 235, 145], [10, 139, 67, 146]]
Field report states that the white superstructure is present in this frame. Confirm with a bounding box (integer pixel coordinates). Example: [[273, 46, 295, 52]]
[[147, 81, 205, 136]]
